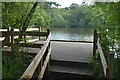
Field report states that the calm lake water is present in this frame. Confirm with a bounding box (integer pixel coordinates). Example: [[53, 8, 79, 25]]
[[50, 27, 94, 42]]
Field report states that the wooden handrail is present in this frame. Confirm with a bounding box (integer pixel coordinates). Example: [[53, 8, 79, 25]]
[[1, 28, 49, 47], [93, 29, 108, 77], [0, 28, 39, 31], [2, 31, 48, 37], [94, 29, 114, 78], [20, 31, 51, 79], [4, 43, 44, 48], [97, 39, 108, 77]]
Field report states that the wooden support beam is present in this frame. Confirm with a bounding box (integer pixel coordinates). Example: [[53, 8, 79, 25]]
[[6, 27, 10, 43], [39, 27, 41, 41], [51, 40, 93, 43], [19, 43, 44, 48], [37, 58, 43, 74], [19, 31, 48, 36], [47, 28, 50, 35], [106, 52, 114, 79], [11, 28, 14, 52], [24, 34, 26, 43], [93, 29, 98, 59], [5, 43, 44, 48], [38, 48, 51, 80]]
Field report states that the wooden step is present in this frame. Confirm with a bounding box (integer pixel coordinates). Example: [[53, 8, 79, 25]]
[[45, 64, 94, 80], [51, 64, 93, 76], [51, 60, 92, 68], [44, 60, 94, 80]]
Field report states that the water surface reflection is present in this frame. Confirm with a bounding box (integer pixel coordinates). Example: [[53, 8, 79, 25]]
[[50, 27, 94, 42]]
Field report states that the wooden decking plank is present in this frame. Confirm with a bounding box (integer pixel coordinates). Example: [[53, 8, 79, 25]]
[[51, 41, 93, 63]]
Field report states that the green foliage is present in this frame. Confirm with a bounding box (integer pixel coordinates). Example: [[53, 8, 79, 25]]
[[2, 2, 51, 29], [48, 8, 68, 27], [48, 4, 97, 28], [95, 2, 119, 58], [92, 2, 120, 79], [2, 2, 34, 28], [92, 53, 101, 78], [30, 5, 50, 27], [91, 2, 119, 27]]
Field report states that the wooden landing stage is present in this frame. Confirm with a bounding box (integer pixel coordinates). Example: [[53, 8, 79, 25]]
[[51, 41, 93, 63], [2, 28, 114, 79]]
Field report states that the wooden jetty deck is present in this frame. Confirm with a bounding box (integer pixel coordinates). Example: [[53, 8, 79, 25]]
[[1, 28, 114, 79]]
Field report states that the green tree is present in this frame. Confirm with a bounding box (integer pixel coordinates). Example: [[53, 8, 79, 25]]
[[2, 2, 34, 28], [91, 2, 120, 79], [2, 2, 51, 43]]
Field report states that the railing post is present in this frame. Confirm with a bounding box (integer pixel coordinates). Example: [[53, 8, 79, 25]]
[[46, 28, 50, 39], [24, 33, 26, 43], [48, 42, 51, 67], [46, 57, 50, 75], [45, 42, 51, 76], [36, 59, 42, 78], [7, 27, 10, 44], [106, 52, 114, 79], [93, 29, 98, 59], [47, 28, 50, 35], [11, 28, 14, 52], [37, 58, 43, 74], [39, 27, 41, 41]]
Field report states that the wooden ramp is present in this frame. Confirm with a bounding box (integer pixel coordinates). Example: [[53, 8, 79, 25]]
[[44, 41, 94, 80]]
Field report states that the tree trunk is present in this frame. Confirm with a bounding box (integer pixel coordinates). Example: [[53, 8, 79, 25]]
[[19, 2, 38, 39], [3, 2, 38, 45]]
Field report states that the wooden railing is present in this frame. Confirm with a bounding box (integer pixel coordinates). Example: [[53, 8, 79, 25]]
[[1, 27, 51, 80], [20, 32, 51, 79], [1, 27, 45, 46], [93, 29, 114, 78]]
